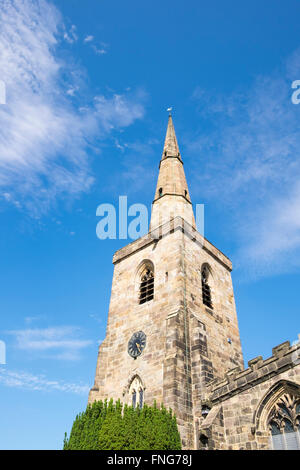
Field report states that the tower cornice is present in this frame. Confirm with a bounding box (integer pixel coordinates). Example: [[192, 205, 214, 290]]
[[158, 155, 183, 168], [112, 216, 232, 271], [152, 193, 192, 205]]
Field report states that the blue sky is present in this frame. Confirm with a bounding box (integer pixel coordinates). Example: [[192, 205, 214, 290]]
[[0, 0, 299, 449]]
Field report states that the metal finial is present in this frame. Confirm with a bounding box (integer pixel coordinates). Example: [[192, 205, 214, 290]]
[[167, 107, 172, 115]]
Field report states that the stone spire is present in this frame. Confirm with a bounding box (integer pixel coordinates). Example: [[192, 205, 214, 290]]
[[150, 114, 195, 232], [162, 114, 181, 160]]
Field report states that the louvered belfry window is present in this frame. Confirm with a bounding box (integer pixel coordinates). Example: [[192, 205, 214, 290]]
[[202, 266, 213, 309], [139, 268, 154, 304]]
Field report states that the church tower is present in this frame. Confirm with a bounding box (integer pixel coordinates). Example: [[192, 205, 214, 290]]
[[89, 115, 244, 449]]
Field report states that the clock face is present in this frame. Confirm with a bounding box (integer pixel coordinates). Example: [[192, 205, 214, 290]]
[[128, 331, 146, 359]]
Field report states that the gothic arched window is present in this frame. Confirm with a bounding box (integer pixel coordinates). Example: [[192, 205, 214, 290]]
[[139, 266, 154, 304], [268, 394, 300, 450], [129, 376, 144, 409], [201, 265, 213, 309]]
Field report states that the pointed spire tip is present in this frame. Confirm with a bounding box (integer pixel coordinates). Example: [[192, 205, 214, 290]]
[[162, 111, 180, 159]]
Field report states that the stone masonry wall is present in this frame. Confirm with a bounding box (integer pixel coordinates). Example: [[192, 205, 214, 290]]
[[198, 340, 300, 449], [89, 223, 194, 447]]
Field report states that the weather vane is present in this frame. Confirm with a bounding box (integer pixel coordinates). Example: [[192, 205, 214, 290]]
[[167, 107, 173, 115]]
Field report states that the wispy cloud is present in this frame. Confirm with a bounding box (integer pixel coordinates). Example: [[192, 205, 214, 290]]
[[63, 24, 78, 44], [0, 368, 89, 394], [8, 326, 92, 361], [84, 35, 94, 43], [0, 0, 145, 215], [83, 34, 108, 55], [92, 45, 107, 55], [89, 313, 103, 324], [24, 315, 47, 325], [94, 92, 145, 131], [103, 137, 157, 197], [189, 49, 300, 279]]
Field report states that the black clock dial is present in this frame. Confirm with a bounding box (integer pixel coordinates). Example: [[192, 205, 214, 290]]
[[128, 331, 146, 358]]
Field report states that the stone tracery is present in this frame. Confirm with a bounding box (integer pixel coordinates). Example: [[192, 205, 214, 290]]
[[268, 393, 300, 449]]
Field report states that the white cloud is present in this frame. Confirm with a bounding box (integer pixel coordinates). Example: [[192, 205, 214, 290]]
[[237, 181, 300, 278], [8, 326, 92, 361], [92, 45, 107, 55], [94, 92, 145, 131], [24, 315, 47, 325], [0, 0, 145, 215], [83, 35, 108, 55], [84, 35, 94, 43], [2, 192, 22, 208], [0, 368, 89, 394], [89, 313, 103, 324], [63, 24, 78, 44], [66, 86, 79, 97], [189, 49, 300, 278]]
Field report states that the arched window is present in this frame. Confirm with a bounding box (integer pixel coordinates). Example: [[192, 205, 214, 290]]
[[139, 265, 154, 304], [201, 265, 213, 309], [159, 187, 163, 197], [129, 376, 144, 409], [268, 394, 300, 450]]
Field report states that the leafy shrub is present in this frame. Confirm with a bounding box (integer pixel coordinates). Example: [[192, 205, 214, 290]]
[[63, 399, 181, 450]]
